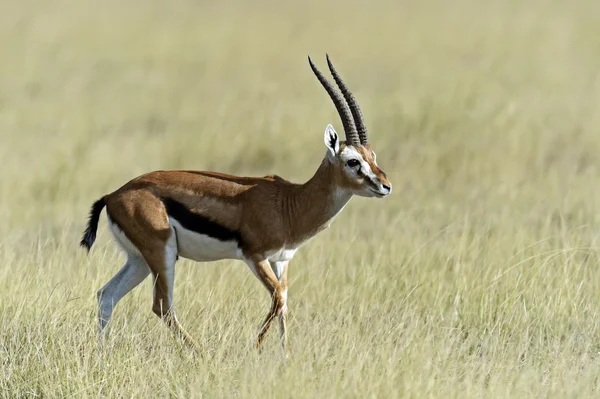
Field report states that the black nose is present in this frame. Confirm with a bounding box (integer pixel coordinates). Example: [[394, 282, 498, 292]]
[[382, 184, 391, 191]]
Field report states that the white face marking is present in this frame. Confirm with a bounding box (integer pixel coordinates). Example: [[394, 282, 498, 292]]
[[340, 147, 376, 178], [339, 147, 385, 195], [169, 218, 242, 262]]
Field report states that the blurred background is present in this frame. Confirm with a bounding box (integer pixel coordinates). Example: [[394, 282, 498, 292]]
[[2, 0, 600, 396], [2, 0, 599, 237]]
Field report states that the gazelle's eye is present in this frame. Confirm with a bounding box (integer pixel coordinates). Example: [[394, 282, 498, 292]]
[[346, 159, 360, 168]]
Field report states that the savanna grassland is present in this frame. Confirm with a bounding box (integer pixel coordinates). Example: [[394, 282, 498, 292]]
[[2, 0, 600, 397]]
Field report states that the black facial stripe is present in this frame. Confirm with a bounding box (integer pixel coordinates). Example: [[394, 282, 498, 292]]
[[161, 197, 242, 245]]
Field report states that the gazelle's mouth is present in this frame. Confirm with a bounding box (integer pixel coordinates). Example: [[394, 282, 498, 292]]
[[368, 188, 387, 197]]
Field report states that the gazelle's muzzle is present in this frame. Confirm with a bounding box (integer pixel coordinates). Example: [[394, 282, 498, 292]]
[[366, 174, 391, 197]]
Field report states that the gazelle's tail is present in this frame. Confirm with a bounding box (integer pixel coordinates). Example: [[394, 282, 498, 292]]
[[80, 197, 106, 252]]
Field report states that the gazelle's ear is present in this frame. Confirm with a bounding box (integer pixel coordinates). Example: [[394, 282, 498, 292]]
[[324, 124, 340, 157]]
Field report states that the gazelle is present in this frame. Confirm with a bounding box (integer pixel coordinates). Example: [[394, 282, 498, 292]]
[[81, 55, 391, 354]]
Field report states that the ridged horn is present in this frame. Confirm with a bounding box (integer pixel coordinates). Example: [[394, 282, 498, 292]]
[[308, 56, 360, 145], [326, 54, 368, 145]]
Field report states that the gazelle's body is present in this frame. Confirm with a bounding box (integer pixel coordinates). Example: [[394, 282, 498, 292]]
[[82, 55, 391, 354]]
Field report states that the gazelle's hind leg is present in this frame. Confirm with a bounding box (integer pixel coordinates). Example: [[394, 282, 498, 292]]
[[105, 190, 198, 351], [97, 255, 150, 335], [142, 227, 199, 350]]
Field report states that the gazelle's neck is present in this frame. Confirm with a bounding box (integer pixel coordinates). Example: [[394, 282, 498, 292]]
[[283, 156, 353, 243]]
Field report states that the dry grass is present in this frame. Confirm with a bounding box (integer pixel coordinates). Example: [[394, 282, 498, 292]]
[[2, 0, 600, 397]]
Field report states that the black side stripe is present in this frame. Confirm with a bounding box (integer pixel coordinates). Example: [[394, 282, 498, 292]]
[[161, 198, 242, 244]]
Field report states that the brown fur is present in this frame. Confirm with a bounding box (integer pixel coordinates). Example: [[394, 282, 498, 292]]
[[93, 142, 390, 352], [105, 159, 363, 256]]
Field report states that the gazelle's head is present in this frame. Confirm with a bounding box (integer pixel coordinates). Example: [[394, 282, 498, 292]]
[[309, 55, 392, 198]]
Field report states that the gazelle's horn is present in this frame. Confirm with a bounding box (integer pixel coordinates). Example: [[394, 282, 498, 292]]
[[308, 56, 360, 145], [326, 54, 368, 145]]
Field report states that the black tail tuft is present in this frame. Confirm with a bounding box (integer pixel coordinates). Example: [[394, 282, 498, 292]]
[[80, 197, 106, 252]]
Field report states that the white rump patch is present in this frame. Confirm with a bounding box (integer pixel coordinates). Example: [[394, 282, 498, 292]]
[[107, 214, 142, 257]]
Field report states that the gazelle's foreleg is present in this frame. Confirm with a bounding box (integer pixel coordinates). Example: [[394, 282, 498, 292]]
[[272, 261, 289, 355], [246, 256, 286, 350]]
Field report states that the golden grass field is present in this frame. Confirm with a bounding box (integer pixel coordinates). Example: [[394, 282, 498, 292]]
[[2, 0, 600, 397]]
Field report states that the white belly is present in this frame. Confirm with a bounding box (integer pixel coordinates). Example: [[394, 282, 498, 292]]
[[170, 218, 242, 262]]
